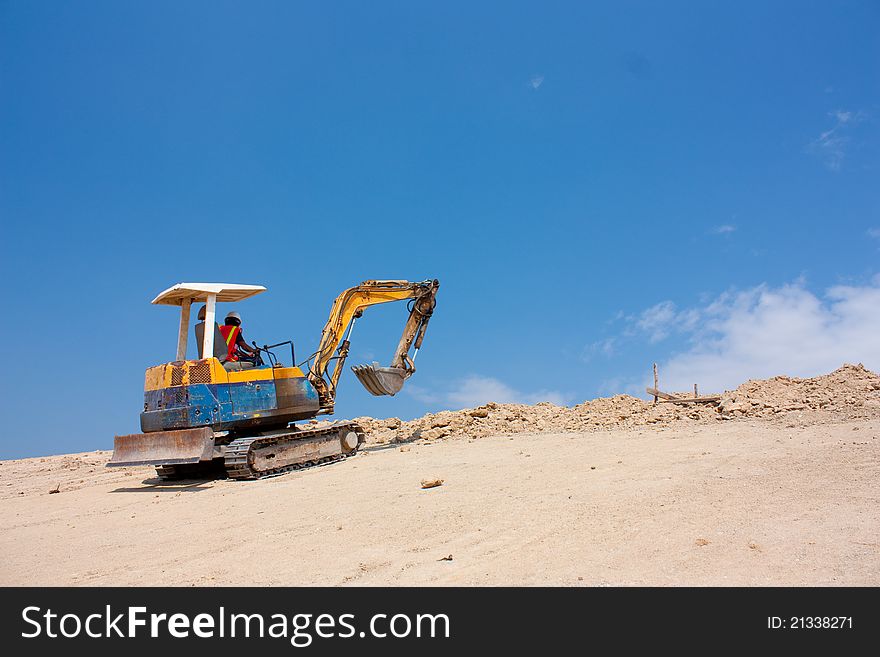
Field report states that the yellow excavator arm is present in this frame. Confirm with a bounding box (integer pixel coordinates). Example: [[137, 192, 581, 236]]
[[306, 279, 439, 411]]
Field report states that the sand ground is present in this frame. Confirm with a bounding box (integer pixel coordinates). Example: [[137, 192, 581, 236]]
[[1, 418, 877, 586]]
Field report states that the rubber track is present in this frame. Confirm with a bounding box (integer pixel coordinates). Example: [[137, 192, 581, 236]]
[[224, 421, 365, 480]]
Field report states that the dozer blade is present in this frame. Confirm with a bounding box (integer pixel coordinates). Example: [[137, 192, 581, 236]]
[[352, 362, 411, 396], [107, 427, 215, 467]]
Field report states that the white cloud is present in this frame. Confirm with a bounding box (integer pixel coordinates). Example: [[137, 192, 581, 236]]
[[640, 277, 880, 393], [582, 337, 616, 362], [809, 109, 866, 170], [868, 228, 880, 240], [529, 74, 544, 89], [408, 374, 571, 408], [635, 301, 699, 343], [714, 224, 736, 234], [404, 383, 442, 404]]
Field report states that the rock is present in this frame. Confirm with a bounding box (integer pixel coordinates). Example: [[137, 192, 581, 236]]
[[421, 427, 449, 441], [421, 478, 443, 489]]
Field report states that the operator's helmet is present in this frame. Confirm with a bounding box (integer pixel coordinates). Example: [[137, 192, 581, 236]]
[[225, 311, 242, 324]]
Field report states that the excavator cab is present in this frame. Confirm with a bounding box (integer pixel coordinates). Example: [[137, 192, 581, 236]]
[[153, 282, 268, 366]]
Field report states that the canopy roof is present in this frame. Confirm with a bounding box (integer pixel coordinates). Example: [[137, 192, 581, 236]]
[[152, 282, 267, 306]]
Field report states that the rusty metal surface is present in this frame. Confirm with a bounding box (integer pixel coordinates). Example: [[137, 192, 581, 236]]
[[351, 363, 410, 396], [273, 376, 321, 416], [224, 421, 365, 479], [107, 427, 215, 467], [250, 434, 343, 471]]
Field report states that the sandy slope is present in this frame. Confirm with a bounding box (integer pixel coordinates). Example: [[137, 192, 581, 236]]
[[1, 417, 877, 586]]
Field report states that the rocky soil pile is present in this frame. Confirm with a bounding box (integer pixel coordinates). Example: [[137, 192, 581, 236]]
[[717, 363, 880, 417], [343, 364, 880, 445]]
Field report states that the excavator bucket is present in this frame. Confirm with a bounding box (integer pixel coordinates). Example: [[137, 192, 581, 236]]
[[351, 362, 412, 396]]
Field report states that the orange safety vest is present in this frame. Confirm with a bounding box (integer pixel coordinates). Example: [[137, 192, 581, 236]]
[[218, 325, 241, 361]]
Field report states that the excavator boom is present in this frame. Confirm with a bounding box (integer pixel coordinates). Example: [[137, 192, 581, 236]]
[[307, 279, 439, 410]]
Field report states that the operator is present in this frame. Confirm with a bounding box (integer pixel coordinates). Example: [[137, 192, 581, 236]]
[[219, 311, 260, 365]]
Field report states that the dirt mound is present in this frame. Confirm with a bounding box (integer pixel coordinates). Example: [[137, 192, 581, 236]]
[[717, 363, 880, 417], [352, 363, 880, 444]]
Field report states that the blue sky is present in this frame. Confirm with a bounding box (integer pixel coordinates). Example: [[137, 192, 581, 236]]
[[1, 1, 878, 458]]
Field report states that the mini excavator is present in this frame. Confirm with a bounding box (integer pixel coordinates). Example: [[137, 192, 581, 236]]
[[109, 279, 439, 479]]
